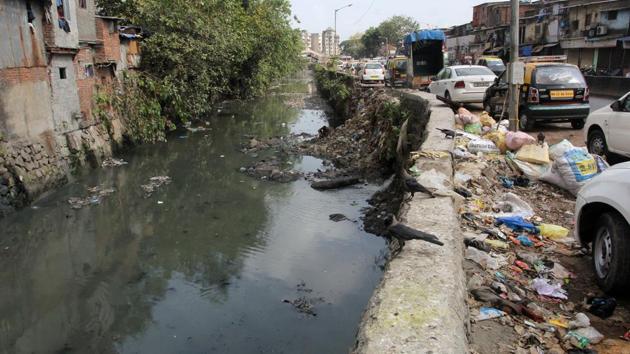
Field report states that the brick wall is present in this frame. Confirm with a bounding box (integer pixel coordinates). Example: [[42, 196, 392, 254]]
[[74, 47, 96, 120], [0, 67, 49, 85], [95, 18, 121, 63]]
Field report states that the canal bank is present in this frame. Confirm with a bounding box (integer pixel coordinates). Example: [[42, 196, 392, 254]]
[[0, 71, 390, 353], [311, 69, 468, 353]]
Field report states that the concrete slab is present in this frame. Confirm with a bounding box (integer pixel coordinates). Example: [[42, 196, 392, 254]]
[[355, 91, 468, 354]]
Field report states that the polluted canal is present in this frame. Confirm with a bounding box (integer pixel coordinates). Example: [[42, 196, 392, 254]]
[[0, 72, 388, 353]]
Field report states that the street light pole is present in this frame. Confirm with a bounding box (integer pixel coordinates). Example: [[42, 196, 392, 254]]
[[508, 0, 520, 131], [334, 3, 352, 56]]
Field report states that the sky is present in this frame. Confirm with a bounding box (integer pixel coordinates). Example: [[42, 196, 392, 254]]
[[290, 0, 482, 41]]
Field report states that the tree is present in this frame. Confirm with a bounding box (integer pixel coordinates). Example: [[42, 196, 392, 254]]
[[361, 27, 383, 58], [340, 32, 365, 58], [377, 15, 420, 46]]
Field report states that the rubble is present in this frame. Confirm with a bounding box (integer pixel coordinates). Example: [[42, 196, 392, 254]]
[[101, 157, 128, 167]]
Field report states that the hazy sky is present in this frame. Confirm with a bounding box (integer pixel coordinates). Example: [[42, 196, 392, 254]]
[[290, 0, 482, 40]]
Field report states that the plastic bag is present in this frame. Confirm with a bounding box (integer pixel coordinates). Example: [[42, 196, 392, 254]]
[[506, 152, 550, 180], [506, 131, 536, 150], [484, 130, 507, 154], [492, 192, 534, 218], [532, 278, 568, 299], [549, 139, 574, 160], [465, 247, 506, 270], [464, 122, 482, 135], [468, 139, 500, 154], [516, 143, 550, 165], [538, 223, 570, 240], [540, 147, 599, 195], [479, 112, 496, 127], [476, 307, 505, 321], [458, 107, 479, 124], [495, 216, 538, 233], [573, 327, 604, 344]]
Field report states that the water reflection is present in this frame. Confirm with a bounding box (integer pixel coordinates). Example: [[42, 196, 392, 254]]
[[0, 72, 386, 354]]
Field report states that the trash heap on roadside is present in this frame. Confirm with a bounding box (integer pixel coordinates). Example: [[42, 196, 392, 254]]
[[448, 107, 629, 353]]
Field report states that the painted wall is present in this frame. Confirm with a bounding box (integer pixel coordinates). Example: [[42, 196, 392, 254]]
[[0, 0, 47, 69], [47, 0, 80, 49], [50, 55, 81, 134], [77, 0, 97, 42]]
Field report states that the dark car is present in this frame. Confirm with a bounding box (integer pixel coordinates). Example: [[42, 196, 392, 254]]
[[483, 61, 590, 131]]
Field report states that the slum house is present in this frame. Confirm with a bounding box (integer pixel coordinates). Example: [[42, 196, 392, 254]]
[[0, 0, 134, 213], [519, 0, 567, 57], [445, 23, 476, 64], [561, 0, 630, 75]]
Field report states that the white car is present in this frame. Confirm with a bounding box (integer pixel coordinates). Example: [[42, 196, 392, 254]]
[[360, 62, 385, 85], [585, 92, 630, 159], [575, 162, 630, 293], [428, 65, 496, 103]]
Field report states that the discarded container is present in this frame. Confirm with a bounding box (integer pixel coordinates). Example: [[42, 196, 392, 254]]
[[506, 152, 550, 180], [588, 297, 617, 319], [538, 223, 570, 240], [476, 307, 505, 321], [516, 143, 550, 165]]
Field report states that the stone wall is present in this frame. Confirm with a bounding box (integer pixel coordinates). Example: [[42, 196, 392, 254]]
[[0, 139, 67, 216]]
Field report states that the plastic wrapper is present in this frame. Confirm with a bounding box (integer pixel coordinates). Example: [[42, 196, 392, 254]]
[[515, 143, 550, 165], [538, 223, 570, 240], [506, 131, 536, 150], [468, 139, 500, 154]]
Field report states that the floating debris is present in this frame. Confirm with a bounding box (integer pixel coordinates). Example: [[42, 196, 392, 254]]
[[141, 176, 172, 197], [282, 296, 324, 316], [101, 158, 128, 168], [68, 185, 116, 209]]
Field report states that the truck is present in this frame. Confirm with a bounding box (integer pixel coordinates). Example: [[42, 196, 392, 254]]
[[403, 30, 446, 89]]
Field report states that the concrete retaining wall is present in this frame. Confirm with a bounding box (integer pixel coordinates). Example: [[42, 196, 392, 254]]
[[355, 92, 469, 354], [585, 76, 630, 97]]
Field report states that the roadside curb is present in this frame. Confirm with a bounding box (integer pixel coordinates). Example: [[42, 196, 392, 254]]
[[355, 92, 469, 354]]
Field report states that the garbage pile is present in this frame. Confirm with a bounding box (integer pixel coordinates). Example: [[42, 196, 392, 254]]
[[449, 108, 629, 353], [141, 176, 172, 197]]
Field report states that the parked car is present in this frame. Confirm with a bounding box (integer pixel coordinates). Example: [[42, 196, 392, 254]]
[[428, 65, 496, 103], [476, 56, 506, 76], [585, 91, 630, 160], [575, 162, 630, 293], [483, 56, 590, 131], [360, 62, 385, 85]]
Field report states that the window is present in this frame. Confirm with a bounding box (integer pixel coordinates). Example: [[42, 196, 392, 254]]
[[535, 25, 541, 35], [79, 0, 86, 9], [59, 67, 67, 79], [585, 13, 591, 26], [608, 10, 618, 21], [571, 20, 579, 31]]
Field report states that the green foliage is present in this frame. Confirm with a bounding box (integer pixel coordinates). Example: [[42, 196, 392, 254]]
[[314, 66, 352, 116], [96, 0, 304, 137], [345, 15, 419, 58]]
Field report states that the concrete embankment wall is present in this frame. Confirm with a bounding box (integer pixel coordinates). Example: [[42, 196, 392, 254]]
[[585, 76, 630, 97], [354, 92, 469, 354]]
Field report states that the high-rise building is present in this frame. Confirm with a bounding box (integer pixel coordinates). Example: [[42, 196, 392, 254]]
[[300, 30, 311, 50], [321, 28, 340, 56], [310, 33, 321, 53]]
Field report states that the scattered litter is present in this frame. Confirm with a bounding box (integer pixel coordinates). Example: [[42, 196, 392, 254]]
[[517, 235, 534, 247], [141, 176, 172, 197], [506, 131, 536, 150], [492, 192, 534, 218], [532, 278, 568, 299], [516, 143, 550, 165], [101, 157, 128, 167], [468, 139, 499, 154], [495, 216, 538, 233], [329, 213, 349, 222], [573, 326, 604, 344], [282, 296, 323, 316], [466, 246, 507, 270], [538, 223, 570, 240], [476, 307, 506, 321]]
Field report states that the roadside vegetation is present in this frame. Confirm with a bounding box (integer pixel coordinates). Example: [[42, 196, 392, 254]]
[[97, 0, 304, 143], [340, 15, 419, 58]]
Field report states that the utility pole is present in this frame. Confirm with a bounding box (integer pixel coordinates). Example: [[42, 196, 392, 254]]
[[508, 0, 521, 131], [334, 4, 352, 56]]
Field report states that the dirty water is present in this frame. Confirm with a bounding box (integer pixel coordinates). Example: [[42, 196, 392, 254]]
[[0, 72, 387, 354]]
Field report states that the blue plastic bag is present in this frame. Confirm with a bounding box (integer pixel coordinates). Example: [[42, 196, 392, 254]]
[[495, 216, 538, 233]]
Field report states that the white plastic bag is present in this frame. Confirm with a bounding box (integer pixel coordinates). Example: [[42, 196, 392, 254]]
[[468, 139, 500, 154], [540, 147, 599, 195], [491, 192, 534, 218]]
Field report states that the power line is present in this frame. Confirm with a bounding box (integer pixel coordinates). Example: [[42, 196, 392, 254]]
[[351, 0, 377, 26]]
